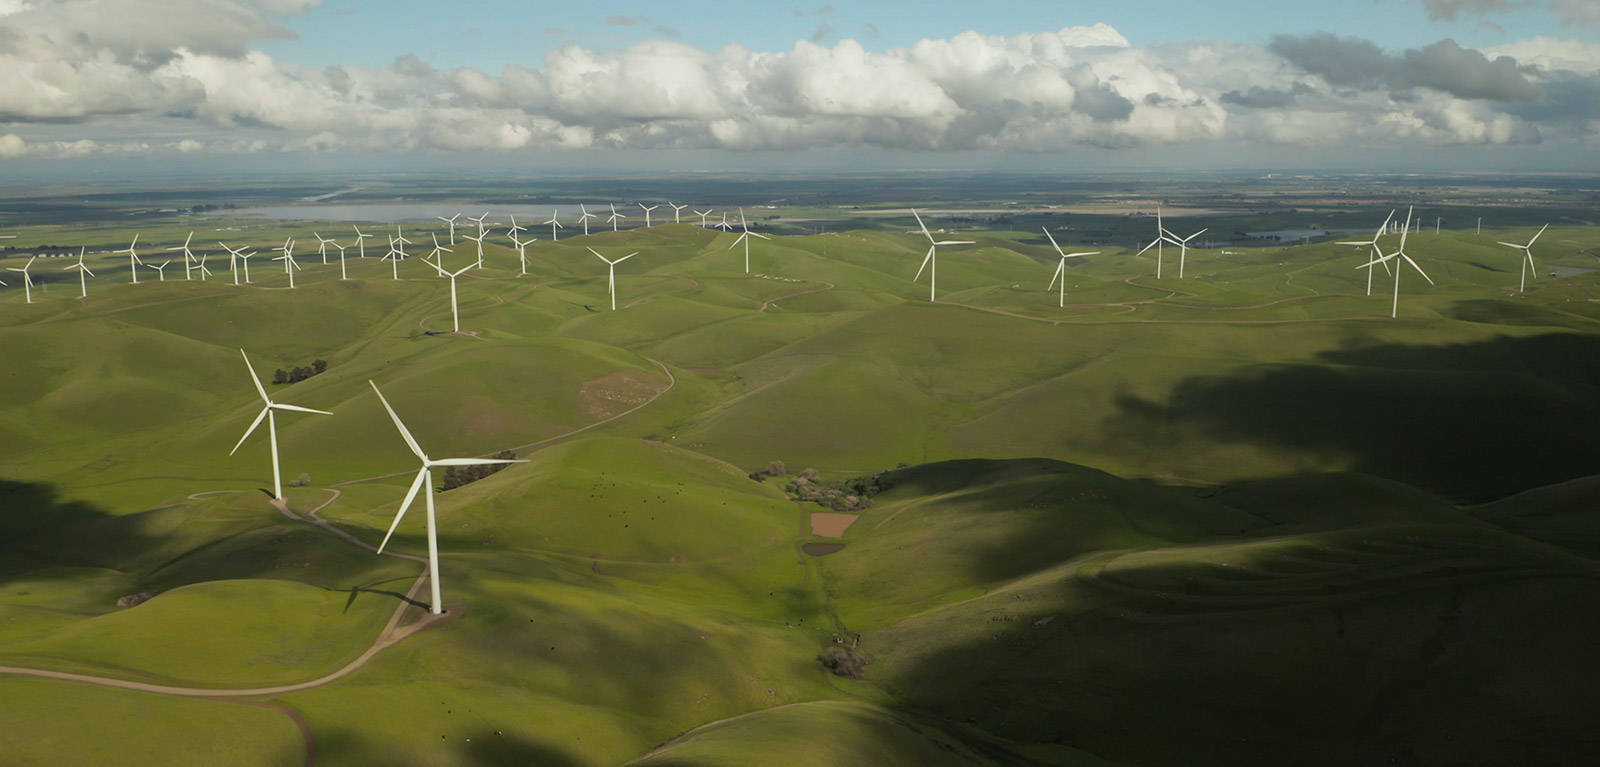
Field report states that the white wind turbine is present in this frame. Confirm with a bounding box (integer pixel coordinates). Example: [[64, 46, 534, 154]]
[[1132, 206, 1172, 279], [334, 242, 350, 280], [462, 230, 486, 270], [727, 207, 770, 273], [237, 249, 257, 284], [117, 234, 143, 284], [382, 236, 405, 280], [544, 209, 563, 241], [314, 233, 335, 265], [668, 202, 687, 224], [218, 242, 243, 285], [607, 204, 627, 232], [1358, 206, 1433, 318], [231, 349, 332, 501], [694, 209, 712, 228], [274, 238, 301, 288], [717, 212, 732, 231], [196, 254, 214, 281], [368, 381, 524, 614], [64, 247, 94, 297], [1337, 210, 1396, 296], [1165, 226, 1209, 279], [911, 209, 974, 302], [429, 233, 453, 275], [510, 232, 535, 276], [638, 203, 659, 227], [6, 256, 37, 302], [394, 227, 412, 261], [150, 260, 172, 281], [504, 214, 527, 265], [578, 204, 597, 236], [437, 213, 461, 245], [588, 247, 637, 311], [1499, 223, 1548, 294], [167, 232, 197, 280], [425, 256, 476, 333], [353, 225, 373, 258], [1042, 228, 1097, 308]]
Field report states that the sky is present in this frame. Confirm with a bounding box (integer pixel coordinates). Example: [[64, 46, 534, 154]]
[[2, 0, 1599, 174]]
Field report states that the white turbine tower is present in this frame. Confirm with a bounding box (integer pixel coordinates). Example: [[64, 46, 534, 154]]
[[6, 256, 37, 302], [607, 204, 627, 232], [1166, 226, 1209, 279], [231, 349, 332, 501], [1337, 210, 1396, 296], [1358, 206, 1433, 319], [668, 202, 687, 224], [368, 381, 524, 615], [727, 207, 771, 273], [117, 234, 143, 284], [425, 257, 476, 333], [1042, 228, 1097, 308], [353, 225, 373, 258], [274, 238, 301, 288], [1499, 223, 1548, 294], [334, 242, 350, 280], [167, 232, 197, 280], [437, 213, 461, 245], [638, 203, 659, 227], [578, 204, 597, 236], [588, 247, 637, 311], [64, 247, 94, 297], [544, 209, 563, 242], [510, 233, 535, 276], [694, 209, 713, 228], [911, 209, 974, 302], [237, 249, 257, 284]]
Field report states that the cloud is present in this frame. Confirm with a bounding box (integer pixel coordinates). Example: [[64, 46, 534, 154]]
[[604, 15, 637, 27], [1551, 0, 1600, 26], [1268, 34, 1540, 101], [1417, 0, 1516, 21]]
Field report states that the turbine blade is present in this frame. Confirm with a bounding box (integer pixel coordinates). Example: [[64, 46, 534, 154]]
[[272, 403, 333, 416], [230, 406, 270, 455], [430, 458, 527, 467], [240, 349, 270, 403], [1402, 254, 1434, 285], [915, 246, 934, 281], [369, 381, 427, 460], [1042, 227, 1065, 255], [1049, 261, 1064, 289], [912, 209, 934, 241], [1528, 223, 1548, 247], [377, 468, 429, 554]]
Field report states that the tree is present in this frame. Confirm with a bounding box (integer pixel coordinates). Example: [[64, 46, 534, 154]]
[[312, 359, 328, 374], [272, 368, 289, 385]]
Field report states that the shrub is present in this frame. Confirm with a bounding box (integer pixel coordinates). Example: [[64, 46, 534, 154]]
[[818, 646, 868, 679]]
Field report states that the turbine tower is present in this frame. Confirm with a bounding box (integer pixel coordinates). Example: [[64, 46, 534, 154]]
[[1499, 223, 1548, 294], [668, 202, 687, 224], [911, 209, 974, 302], [150, 260, 171, 281], [510, 233, 535, 276], [353, 226, 373, 258], [544, 209, 563, 242], [437, 213, 461, 245], [334, 242, 350, 280], [64, 247, 94, 298], [588, 247, 637, 311], [728, 207, 770, 274], [369, 381, 524, 615], [1166, 226, 1209, 279], [694, 209, 712, 228], [425, 257, 476, 333], [117, 234, 143, 284], [231, 349, 332, 500], [578, 204, 597, 236], [638, 203, 659, 227], [167, 232, 197, 280], [274, 238, 301, 288], [607, 204, 627, 232], [1042, 228, 1097, 308]]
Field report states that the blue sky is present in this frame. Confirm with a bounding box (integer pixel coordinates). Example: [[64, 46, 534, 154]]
[[258, 0, 1598, 71], [2, 0, 1598, 170]]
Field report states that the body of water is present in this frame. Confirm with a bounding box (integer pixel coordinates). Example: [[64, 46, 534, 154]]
[[1547, 265, 1597, 278], [1244, 228, 1367, 241], [215, 203, 681, 224]]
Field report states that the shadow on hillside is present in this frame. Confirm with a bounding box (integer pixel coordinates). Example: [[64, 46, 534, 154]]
[[0, 478, 160, 585], [1105, 331, 1600, 503], [315, 728, 585, 767]]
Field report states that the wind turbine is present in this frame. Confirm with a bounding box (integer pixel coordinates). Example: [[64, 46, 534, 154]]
[[429, 233, 453, 275], [717, 212, 731, 231], [727, 207, 770, 273], [1133, 207, 1170, 278], [588, 247, 637, 311], [510, 233, 535, 276], [607, 204, 627, 232], [117, 234, 143, 284], [6, 256, 36, 302], [1357, 206, 1433, 318], [1499, 223, 1548, 294], [382, 237, 404, 280], [314, 233, 335, 264], [911, 209, 974, 302], [578, 204, 597, 236], [668, 202, 687, 224], [231, 349, 332, 501], [167, 232, 197, 280], [1166, 226, 1209, 279], [196, 254, 214, 281], [353, 226, 373, 258], [425, 257, 476, 333], [506, 214, 527, 249], [64, 247, 93, 297], [150, 260, 172, 281], [394, 227, 412, 261], [638, 203, 659, 227], [1042, 228, 1097, 308], [334, 242, 350, 280], [368, 381, 524, 615], [437, 213, 461, 245], [237, 249, 257, 284], [462, 230, 486, 270], [694, 209, 712, 228], [544, 209, 563, 241], [218, 242, 242, 285], [1337, 210, 1395, 296], [274, 238, 301, 288]]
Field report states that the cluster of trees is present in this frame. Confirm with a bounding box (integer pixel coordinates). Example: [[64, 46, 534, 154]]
[[751, 461, 892, 512], [440, 451, 518, 491], [272, 359, 328, 384], [818, 646, 868, 679]]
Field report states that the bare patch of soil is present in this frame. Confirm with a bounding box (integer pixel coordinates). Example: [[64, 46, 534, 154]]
[[579, 370, 668, 421], [810, 513, 859, 538]]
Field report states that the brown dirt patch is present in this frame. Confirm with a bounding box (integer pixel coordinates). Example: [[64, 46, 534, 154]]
[[579, 369, 668, 421], [810, 513, 859, 538]]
